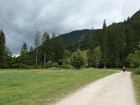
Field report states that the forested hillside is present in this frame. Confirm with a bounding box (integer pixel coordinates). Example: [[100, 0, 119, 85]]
[[0, 10, 140, 68], [60, 10, 140, 53], [60, 10, 140, 67]]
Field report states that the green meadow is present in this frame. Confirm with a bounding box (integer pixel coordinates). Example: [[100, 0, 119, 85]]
[[0, 68, 116, 105]]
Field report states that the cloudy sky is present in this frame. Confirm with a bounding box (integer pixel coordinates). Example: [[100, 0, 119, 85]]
[[0, 0, 140, 54]]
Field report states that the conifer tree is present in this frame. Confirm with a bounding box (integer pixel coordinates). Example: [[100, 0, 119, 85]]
[[87, 28, 98, 66], [42, 32, 50, 66], [108, 24, 126, 67], [51, 36, 64, 65], [0, 30, 6, 67], [34, 31, 41, 66], [19, 42, 28, 65], [100, 20, 108, 68], [93, 46, 101, 68]]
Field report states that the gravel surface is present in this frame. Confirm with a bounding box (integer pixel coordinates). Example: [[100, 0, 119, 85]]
[[54, 72, 136, 105]]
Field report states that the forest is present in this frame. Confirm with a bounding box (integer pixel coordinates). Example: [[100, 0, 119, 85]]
[[0, 10, 140, 69]]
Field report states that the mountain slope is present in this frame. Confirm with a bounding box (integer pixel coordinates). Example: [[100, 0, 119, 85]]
[[59, 29, 90, 51], [59, 10, 140, 52]]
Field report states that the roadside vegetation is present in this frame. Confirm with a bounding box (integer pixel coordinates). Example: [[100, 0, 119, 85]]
[[129, 43, 140, 104], [132, 67, 140, 105], [0, 68, 116, 105]]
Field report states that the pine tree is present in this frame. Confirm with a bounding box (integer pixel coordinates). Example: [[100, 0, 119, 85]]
[[51, 36, 64, 65], [0, 30, 6, 68], [100, 20, 108, 68], [42, 32, 50, 67], [87, 28, 98, 66], [93, 46, 101, 68], [108, 24, 126, 67], [19, 42, 28, 65], [4, 47, 13, 68], [34, 31, 41, 66]]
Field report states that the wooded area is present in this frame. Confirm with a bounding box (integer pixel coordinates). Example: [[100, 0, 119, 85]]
[[0, 10, 140, 69]]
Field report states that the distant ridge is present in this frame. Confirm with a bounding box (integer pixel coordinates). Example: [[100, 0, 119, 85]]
[[58, 10, 140, 52]]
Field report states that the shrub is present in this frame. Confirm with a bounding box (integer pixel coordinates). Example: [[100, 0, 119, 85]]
[[71, 49, 85, 69], [133, 67, 140, 74], [45, 61, 59, 68], [61, 64, 73, 69]]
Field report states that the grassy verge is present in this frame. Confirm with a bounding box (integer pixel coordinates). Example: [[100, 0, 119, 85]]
[[132, 74, 140, 105], [0, 68, 116, 105]]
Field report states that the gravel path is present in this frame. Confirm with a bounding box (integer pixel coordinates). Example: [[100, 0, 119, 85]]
[[55, 72, 136, 105]]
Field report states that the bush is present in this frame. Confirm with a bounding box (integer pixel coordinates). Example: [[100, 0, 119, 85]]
[[133, 67, 140, 74], [12, 63, 28, 69], [71, 49, 85, 69], [45, 61, 59, 68], [61, 64, 73, 69]]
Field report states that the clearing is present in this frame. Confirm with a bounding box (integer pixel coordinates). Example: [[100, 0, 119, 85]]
[[0, 68, 115, 105]]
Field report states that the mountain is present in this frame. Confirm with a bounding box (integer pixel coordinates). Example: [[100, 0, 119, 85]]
[[59, 29, 90, 51], [59, 29, 101, 51], [59, 10, 140, 52]]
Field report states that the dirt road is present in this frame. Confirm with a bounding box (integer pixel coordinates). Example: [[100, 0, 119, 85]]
[[55, 72, 136, 105]]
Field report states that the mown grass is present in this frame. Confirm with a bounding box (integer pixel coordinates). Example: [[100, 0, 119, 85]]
[[132, 74, 140, 105], [0, 68, 116, 105]]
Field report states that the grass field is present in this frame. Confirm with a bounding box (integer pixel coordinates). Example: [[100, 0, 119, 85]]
[[132, 74, 140, 105], [0, 68, 116, 105]]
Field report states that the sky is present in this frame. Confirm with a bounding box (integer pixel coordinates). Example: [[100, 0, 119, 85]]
[[0, 0, 140, 54]]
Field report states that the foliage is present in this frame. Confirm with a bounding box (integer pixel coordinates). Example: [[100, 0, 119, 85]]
[[50, 36, 65, 65], [34, 31, 41, 66], [88, 46, 101, 68], [0, 10, 140, 68], [126, 43, 140, 67], [126, 53, 138, 67], [71, 49, 85, 68], [62, 49, 72, 68], [87, 28, 99, 66], [133, 67, 140, 74], [60, 10, 140, 68], [108, 24, 126, 67], [80, 50, 88, 65], [59, 29, 90, 51], [100, 20, 108, 67], [19, 42, 28, 65], [93, 46, 101, 68], [41, 32, 50, 66]]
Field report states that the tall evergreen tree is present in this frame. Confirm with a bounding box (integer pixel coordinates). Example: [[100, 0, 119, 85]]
[[93, 46, 101, 68], [4, 47, 13, 68], [100, 20, 108, 68], [19, 42, 28, 65], [34, 31, 41, 66], [28, 46, 35, 65], [42, 32, 50, 66], [125, 25, 138, 54], [51, 36, 64, 65], [0, 30, 6, 68], [87, 28, 98, 66], [108, 24, 126, 67]]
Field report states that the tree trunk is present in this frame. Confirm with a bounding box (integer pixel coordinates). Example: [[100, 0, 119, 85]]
[[44, 51, 46, 67], [36, 48, 38, 66], [104, 65, 106, 70]]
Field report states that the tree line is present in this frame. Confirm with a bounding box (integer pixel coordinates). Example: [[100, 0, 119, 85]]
[[0, 10, 140, 69]]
